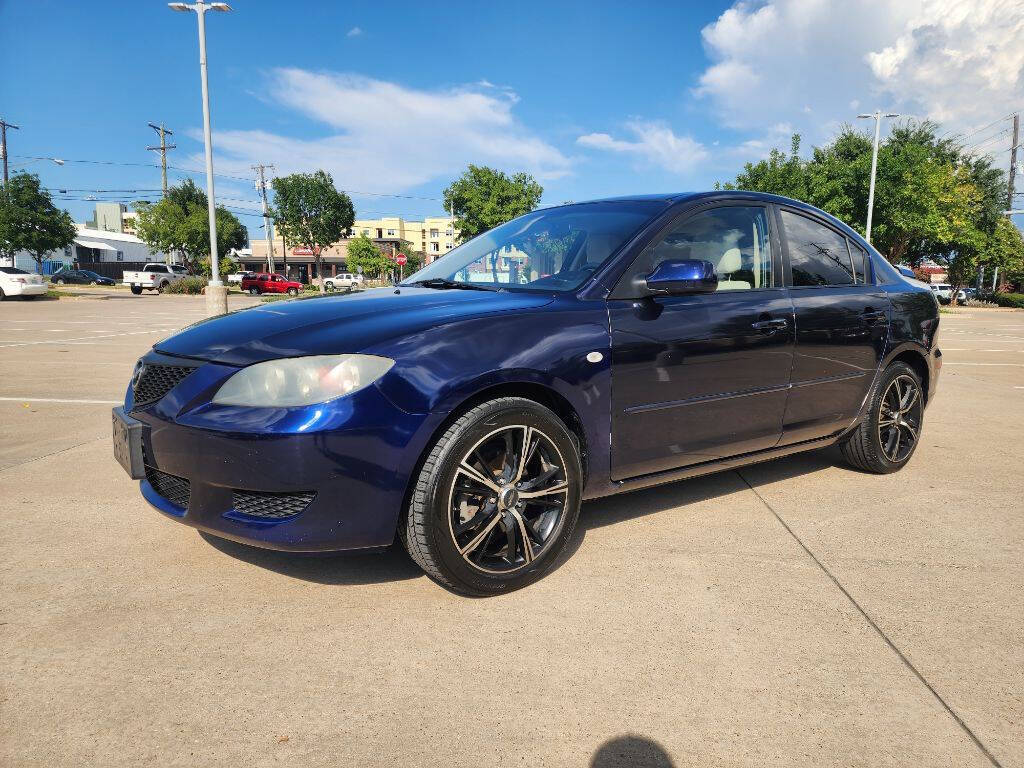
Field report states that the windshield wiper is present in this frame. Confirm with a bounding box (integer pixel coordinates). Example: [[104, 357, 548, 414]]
[[408, 278, 497, 292]]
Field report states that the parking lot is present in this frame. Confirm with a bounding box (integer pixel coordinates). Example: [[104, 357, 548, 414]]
[[1, 293, 1022, 767]]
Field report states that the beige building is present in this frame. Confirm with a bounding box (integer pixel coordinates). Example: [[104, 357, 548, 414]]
[[353, 216, 459, 264], [247, 235, 402, 284]]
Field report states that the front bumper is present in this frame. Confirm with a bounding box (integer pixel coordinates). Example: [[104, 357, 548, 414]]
[[127, 353, 442, 552]]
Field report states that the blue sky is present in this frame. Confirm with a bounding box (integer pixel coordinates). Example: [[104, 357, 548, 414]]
[[2, 0, 1021, 234]]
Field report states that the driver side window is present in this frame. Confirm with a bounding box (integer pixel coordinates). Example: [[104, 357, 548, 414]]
[[636, 206, 774, 291]]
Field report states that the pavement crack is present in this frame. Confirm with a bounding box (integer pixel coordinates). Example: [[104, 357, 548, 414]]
[[0, 436, 108, 474], [734, 469, 1003, 768]]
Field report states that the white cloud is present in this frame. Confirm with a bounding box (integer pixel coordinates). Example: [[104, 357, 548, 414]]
[[576, 120, 708, 175], [346, 26, 363, 37], [209, 69, 570, 195], [695, 0, 1024, 145]]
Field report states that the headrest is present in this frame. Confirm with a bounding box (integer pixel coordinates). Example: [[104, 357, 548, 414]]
[[718, 247, 742, 273]]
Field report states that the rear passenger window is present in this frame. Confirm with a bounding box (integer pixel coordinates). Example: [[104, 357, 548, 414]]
[[782, 211, 854, 287]]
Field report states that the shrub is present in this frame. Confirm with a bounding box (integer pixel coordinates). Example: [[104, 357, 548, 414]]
[[989, 292, 1024, 308], [165, 276, 208, 294]]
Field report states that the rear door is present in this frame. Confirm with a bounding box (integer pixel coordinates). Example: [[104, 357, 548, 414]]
[[608, 203, 794, 480], [777, 207, 889, 445]]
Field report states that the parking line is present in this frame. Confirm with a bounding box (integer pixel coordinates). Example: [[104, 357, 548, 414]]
[[942, 362, 1024, 366], [0, 397, 121, 404]]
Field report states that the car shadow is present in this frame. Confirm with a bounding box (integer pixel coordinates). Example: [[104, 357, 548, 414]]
[[550, 446, 843, 573], [198, 446, 844, 589], [198, 533, 423, 585]]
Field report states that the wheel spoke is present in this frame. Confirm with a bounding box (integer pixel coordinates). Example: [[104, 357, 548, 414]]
[[522, 465, 559, 491], [471, 447, 496, 480], [509, 509, 534, 564], [459, 510, 503, 555], [512, 426, 536, 484], [454, 500, 496, 537], [900, 421, 918, 443], [883, 426, 900, 461], [519, 482, 568, 499], [878, 417, 897, 428], [899, 387, 919, 414], [458, 462, 501, 493]]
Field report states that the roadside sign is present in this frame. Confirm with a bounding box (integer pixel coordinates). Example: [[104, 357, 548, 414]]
[[395, 253, 407, 266]]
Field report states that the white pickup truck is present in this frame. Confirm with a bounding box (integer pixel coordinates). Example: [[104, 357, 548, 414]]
[[122, 263, 189, 294]]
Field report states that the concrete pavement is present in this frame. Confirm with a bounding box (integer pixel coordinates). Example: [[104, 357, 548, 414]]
[[1, 295, 1021, 767]]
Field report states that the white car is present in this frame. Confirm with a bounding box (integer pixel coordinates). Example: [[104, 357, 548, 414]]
[[0, 267, 48, 300], [929, 283, 953, 302], [324, 272, 364, 291], [122, 263, 189, 294]]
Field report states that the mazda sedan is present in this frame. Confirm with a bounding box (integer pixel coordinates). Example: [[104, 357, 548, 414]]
[[113, 192, 940, 595]]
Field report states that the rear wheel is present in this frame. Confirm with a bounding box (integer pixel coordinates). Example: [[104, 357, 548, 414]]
[[840, 361, 924, 473], [56, 279, 65, 285], [287, 287, 298, 296], [89, 280, 97, 285], [248, 287, 259, 295], [402, 397, 582, 595], [130, 285, 143, 295], [157, 280, 169, 293]]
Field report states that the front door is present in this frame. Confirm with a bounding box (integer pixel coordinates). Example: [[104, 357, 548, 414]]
[[609, 204, 795, 480], [776, 208, 889, 445]]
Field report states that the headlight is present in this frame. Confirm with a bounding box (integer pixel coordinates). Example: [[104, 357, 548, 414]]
[[212, 354, 394, 407]]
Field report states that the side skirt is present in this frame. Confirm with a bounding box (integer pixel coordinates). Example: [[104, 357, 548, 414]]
[[605, 433, 841, 497]]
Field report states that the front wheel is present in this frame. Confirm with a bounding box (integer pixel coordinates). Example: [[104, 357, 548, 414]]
[[287, 287, 298, 296], [248, 287, 259, 295], [130, 285, 143, 295], [840, 361, 924, 473], [402, 397, 582, 596], [56, 279, 65, 285]]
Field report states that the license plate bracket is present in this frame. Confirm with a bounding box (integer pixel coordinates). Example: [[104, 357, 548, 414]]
[[112, 406, 146, 479]]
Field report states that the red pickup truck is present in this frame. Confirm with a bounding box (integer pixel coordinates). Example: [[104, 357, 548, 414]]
[[241, 273, 302, 296]]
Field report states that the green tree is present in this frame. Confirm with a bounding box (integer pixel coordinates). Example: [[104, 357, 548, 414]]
[[398, 240, 423, 273], [134, 179, 248, 271], [345, 233, 390, 278], [271, 170, 354, 293], [0, 173, 77, 273], [199, 254, 238, 279], [443, 165, 543, 240], [718, 134, 808, 200]]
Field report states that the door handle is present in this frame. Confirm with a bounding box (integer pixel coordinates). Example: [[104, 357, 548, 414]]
[[751, 318, 788, 333], [860, 308, 887, 325]]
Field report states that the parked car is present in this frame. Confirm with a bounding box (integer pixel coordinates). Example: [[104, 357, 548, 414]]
[[929, 283, 953, 303], [50, 269, 116, 286], [0, 267, 47, 300], [122, 263, 189, 294], [113, 191, 941, 595], [227, 271, 254, 285], [324, 272, 364, 291], [240, 272, 302, 296]]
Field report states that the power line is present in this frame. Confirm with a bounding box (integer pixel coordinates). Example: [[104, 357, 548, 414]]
[[963, 128, 1012, 155], [943, 112, 1016, 143]]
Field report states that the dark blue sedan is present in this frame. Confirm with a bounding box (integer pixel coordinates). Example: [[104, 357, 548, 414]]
[[113, 192, 941, 595]]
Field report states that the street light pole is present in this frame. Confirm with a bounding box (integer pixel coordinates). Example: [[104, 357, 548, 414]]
[[857, 110, 899, 244], [169, 1, 232, 315]]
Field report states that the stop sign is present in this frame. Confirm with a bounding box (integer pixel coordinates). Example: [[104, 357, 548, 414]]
[[395, 253, 407, 266]]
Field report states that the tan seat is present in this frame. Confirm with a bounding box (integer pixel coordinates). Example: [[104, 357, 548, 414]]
[[717, 247, 751, 290]]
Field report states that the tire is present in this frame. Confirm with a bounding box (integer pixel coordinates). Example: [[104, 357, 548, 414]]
[[324, 282, 334, 292], [840, 361, 924, 474], [287, 287, 298, 296], [56, 279, 65, 285], [157, 280, 169, 294], [402, 397, 582, 596], [130, 285, 143, 295], [89, 280, 97, 285], [248, 287, 259, 295]]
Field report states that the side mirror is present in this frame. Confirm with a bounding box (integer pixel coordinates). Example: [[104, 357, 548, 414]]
[[644, 259, 718, 295]]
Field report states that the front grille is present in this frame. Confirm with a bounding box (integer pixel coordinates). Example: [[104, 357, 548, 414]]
[[132, 364, 196, 409], [231, 490, 316, 520], [145, 465, 191, 509]]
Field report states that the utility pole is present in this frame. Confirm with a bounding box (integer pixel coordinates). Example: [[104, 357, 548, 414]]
[[146, 122, 176, 196], [857, 110, 900, 244], [1007, 113, 1019, 209], [253, 163, 275, 272], [0, 118, 20, 184]]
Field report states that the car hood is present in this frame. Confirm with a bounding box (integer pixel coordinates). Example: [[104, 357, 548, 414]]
[[154, 287, 555, 366]]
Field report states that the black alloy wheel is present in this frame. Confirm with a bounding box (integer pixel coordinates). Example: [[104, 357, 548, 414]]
[[840, 361, 924, 473], [403, 397, 582, 595]]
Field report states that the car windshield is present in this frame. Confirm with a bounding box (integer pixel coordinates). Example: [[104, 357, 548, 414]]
[[400, 201, 665, 292]]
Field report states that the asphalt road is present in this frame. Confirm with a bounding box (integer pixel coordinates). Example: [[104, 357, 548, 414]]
[[1, 293, 1022, 768]]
